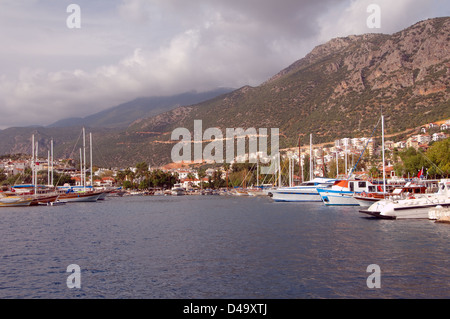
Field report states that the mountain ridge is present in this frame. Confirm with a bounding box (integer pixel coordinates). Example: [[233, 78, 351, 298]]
[[48, 88, 234, 128]]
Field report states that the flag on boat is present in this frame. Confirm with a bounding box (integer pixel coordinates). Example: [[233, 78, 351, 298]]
[[417, 167, 424, 178]]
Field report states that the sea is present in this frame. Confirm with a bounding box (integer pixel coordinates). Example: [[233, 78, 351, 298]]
[[0, 194, 449, 300]]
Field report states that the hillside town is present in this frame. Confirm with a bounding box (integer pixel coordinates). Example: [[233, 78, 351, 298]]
[[1, 120, 448, 191]]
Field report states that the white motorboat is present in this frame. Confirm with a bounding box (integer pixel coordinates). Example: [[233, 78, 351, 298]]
[[171, 184, 186, 196], [359, 179, 450, 219], [271, 178, 337, 202]]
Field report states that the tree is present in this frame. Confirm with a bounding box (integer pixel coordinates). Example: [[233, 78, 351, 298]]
[[397, 147, 427, 177], [135, 162, 149, 179], [327, 159, 346, 178], [0, 169, 7, 184], [53, 172, 73, 186], [303, 154, 310, 182], [197, 168, 206, 190], [425, 138, 450, 177], [123, 180, 133, 189], [116, 170, 126, 185], [124, 168, 135, 184], [211, 169, 225, 189], [223, 163, 230, 189]]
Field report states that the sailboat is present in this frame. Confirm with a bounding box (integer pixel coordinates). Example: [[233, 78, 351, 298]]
[[58, 129, 104, 202], [10, 135, 60, 206]]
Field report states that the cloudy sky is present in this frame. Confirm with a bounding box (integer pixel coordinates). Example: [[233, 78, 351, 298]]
[[0, 0, 448, 129]]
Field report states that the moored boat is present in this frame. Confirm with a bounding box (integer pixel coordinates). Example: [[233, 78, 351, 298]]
[[353, 182, 427, 206], [271, 177, 336, 202], [359, 179, 450, 219], [58, 191, 103, 202], [29, 194, 60, 206], [317, 179, 383, 206], [232, 189, 249, 196], [171, 183, 186, 196], [0, 194, 33, 207]]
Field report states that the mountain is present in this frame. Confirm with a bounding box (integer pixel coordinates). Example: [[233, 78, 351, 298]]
[[1, 17, 449, 168], [0, 88, 234, 162], [48, 88, 234, 128], [103, 17, 449, 166]]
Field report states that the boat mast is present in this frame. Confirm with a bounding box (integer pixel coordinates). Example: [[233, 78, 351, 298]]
[[83, 127, 86, 191], [51, 139, 54, 187], [288, 156, 292, 187], [256, 154, 259, 187], [90, 132, 93, 188], [309, 134, 313, 181], [32, 134, 35, 193], [345, 140, 348, 178], [278, 151, 281, 187], [298, 135, 302, 184], [79, 148, 83, 188], [47, 150, 50, 186], [35, 140, 39, 191], [336, 151, 339, 178], [382, 114, 386, 195]]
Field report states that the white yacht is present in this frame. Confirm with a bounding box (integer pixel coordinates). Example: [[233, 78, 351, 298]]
[[359, 179, 450, 219], [171, 183, 186, 196], [271, 178, 337, 202]]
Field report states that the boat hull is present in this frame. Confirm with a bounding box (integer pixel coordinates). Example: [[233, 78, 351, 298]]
[[271, 189, 322, 202], [359, 199, 450, 219], [0, 197, 33, 207], [353, 195, 381, 207], [30, 194, 60, 206], [317, 189, 360, 206], [59, 192, 102, 202]]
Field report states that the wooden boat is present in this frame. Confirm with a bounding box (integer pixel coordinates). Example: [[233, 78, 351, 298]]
[[0, 194, 33, 207], [29, 194, 60, 206], [58, 191, 103, 202]]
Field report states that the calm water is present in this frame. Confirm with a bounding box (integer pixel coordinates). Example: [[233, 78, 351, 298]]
[[0, 195, 449, 299]]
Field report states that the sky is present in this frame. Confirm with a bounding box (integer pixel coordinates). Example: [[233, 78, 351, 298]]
[[0, 0, 448, 129]]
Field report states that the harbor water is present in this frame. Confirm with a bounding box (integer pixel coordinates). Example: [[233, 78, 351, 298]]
[[0, 195, 449, 299]]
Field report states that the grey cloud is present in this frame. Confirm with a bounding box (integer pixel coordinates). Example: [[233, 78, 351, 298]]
[[0, 0, 448, 128]]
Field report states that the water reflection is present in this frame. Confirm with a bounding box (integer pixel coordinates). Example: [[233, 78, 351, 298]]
[[0, 195, 448, 298]]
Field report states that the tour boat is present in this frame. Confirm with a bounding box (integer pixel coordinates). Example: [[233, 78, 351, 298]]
[[359, 179, 450, 219], [353, 182, 427, 206], [317, 179, 384, 206], [271, 177, 337, 202]]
